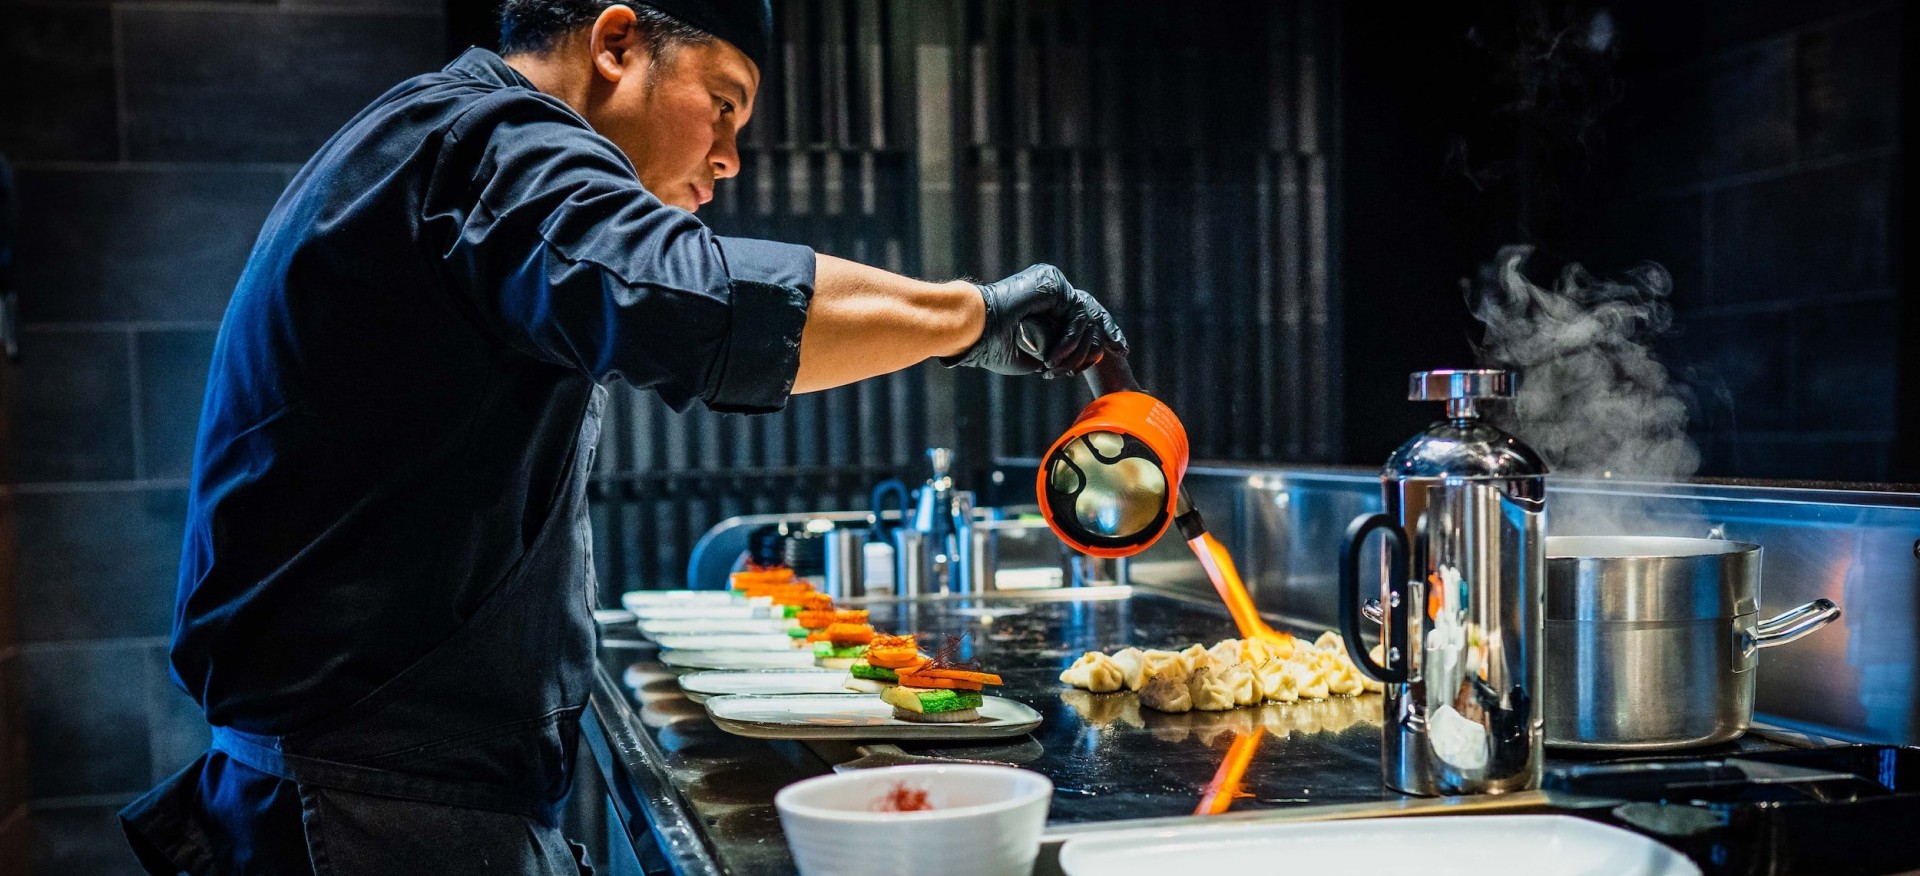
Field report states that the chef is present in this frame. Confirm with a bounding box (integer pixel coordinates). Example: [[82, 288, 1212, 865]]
[[118, 1, 1125, 873]]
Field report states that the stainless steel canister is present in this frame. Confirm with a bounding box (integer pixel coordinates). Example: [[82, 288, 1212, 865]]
[[1544, 535, 1841, 750], [1340, 369, 1548, 796], [822, 526, 866, 598], [892, 529, 931, 597]]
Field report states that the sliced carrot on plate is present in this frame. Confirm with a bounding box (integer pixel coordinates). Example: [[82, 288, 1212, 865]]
[[895, 676, 984, 691], [826, 623, 874, 645], [899, 668, 1002, 686], [866, 649, 925, 668]]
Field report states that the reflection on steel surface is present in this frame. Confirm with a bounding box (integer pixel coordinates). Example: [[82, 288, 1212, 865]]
[[1197, 732, 1263, 815]]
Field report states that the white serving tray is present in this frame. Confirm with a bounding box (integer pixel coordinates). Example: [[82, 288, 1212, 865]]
[[658, 648, 819, 672], [676, 669, 853, 703], [652, 633, 799, 652], [704, 693, 1043, 740], [637, 617, 792, 638], [1057, 814, 1700, 876]]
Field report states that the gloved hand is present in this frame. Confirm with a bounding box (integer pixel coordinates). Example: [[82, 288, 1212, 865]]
[[945, 264, 1128, 378]]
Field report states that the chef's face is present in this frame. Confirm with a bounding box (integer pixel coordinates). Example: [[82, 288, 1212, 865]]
[[593, 29, 758, 213]]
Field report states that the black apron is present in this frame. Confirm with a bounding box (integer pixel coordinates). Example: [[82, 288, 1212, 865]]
[[121, 391, 606, 875]]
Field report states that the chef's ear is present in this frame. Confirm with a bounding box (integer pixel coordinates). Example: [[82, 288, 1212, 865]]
[[589, 3, 643, 83]]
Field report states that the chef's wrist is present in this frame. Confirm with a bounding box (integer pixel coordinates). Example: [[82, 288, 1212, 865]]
[[938, 279, 988, 359]]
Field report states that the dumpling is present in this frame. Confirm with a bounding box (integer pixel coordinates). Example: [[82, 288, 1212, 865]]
[[1241, 636, 1283, 667], [1139, 672, 1193, 713], [1187, 666, 1236, 712], [1326, 661, 1366, 697], [1083, 653, 1125, 694], [1218, 661, 1262, 707], [1209, 639, 1246, 669], [1147, 651, 1195, 686], [1110, 647, 1154, 692], [1059, 652, 1102, 688], [1313, 630, 1345, 654], [1181, 643, 1216, 673], [1296, 661, 1331, 701], [1255, 658, 1299, 703]]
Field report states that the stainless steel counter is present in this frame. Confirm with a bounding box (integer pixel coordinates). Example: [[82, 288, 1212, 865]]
[[582, 586, 1803, 876]]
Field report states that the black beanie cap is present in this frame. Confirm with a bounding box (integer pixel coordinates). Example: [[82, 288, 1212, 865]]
[[641, 0, 773, 74]]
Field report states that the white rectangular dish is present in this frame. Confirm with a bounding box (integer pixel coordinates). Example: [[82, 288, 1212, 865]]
[[631, 604, 769, 621], [676, 669, 853, 703], [1056, 814, 1700, 876], [619, 589, 740, 610], [704, 693, 1043, 740], [637, 617, 792, 638], [652, 633, 798, 652], [658, 648, 819, 672]]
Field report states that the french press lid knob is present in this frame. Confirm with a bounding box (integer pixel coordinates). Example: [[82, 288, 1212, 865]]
[[1409, 369, 1514, 419]]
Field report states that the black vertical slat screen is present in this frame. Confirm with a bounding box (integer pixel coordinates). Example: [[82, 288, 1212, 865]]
[[961, 0, 1342, 469], [592, 0, 1340, 598]]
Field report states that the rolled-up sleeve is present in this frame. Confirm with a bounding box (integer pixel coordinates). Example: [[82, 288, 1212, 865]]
[[424, 91, 814, 413]]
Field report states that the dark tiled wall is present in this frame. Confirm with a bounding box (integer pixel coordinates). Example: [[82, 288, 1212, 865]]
[[1587, 0, 1904, 481], [0, 1, 448, 873]]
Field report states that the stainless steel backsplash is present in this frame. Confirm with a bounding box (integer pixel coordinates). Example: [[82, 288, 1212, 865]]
[[1004, 460, 1920, 746]]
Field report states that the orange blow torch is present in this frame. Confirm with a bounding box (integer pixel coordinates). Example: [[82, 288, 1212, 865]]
[[1028, 332, 1292, 647]]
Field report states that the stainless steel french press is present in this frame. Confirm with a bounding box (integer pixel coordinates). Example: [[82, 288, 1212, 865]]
[[1339, 369, 1548, 796]]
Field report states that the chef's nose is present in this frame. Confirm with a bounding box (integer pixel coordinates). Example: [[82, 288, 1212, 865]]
[[710, 130, 740, 181]]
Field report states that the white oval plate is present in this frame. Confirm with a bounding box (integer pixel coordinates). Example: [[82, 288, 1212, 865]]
[[705, 693, 1043, 740], [1058, 814, 1700, 876], [659, 648, 819, 672], [677, 669, 853, 703], [637, 617, 791, 638], [653, 633, 799, 652]]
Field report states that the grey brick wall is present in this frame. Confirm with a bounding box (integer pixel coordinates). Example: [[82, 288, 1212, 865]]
[[0, 1, 449, 872]]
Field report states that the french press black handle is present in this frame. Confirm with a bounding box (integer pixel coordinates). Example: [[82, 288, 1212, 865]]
[[1339, 513, 1410, 684]]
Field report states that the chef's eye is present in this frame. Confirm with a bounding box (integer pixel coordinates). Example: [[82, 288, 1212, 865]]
[[716, 97, 736, 115]]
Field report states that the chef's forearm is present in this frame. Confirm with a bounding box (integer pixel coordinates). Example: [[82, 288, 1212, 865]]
[[791, 254, 985, 394]]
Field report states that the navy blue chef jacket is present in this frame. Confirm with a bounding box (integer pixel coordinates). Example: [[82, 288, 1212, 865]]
[[120, 48, 814, 875]]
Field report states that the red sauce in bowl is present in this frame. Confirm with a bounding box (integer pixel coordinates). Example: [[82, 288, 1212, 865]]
[[871, 781, 934, 812]]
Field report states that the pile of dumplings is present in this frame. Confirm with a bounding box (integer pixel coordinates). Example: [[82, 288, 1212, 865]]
[[1058, 632, 1384, 714]]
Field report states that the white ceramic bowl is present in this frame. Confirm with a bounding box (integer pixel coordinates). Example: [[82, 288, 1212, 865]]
[[774, 764, 1053, 876]]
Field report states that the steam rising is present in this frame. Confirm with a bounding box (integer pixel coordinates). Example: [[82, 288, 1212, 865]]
[[1472, 245, 1700, 481]]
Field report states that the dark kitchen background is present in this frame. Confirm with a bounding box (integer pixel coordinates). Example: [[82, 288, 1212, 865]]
[[0, 0, 1907, 871]]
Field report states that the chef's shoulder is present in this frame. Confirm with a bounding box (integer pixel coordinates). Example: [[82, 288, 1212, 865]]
[[425, 79, 632, 179]]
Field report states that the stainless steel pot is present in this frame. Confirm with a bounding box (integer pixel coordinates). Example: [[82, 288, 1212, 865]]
[[1544, 535, 1841, 751]]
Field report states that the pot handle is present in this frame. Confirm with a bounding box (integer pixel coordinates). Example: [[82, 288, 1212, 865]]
[[1751, 598, 1842, 650], [1339, 513, 1409, 684]]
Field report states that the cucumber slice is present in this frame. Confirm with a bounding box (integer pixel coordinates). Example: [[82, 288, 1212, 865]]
[[847, 661, 899, 682], [880, 686, 984, 714]]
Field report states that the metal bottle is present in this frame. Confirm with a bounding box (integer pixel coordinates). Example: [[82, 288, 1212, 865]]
[[896, 448, 976, 594], [1338, 369, 1547, 796]]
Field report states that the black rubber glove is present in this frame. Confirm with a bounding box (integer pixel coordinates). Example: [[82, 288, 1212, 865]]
[[945, 264, 1128, 378]]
